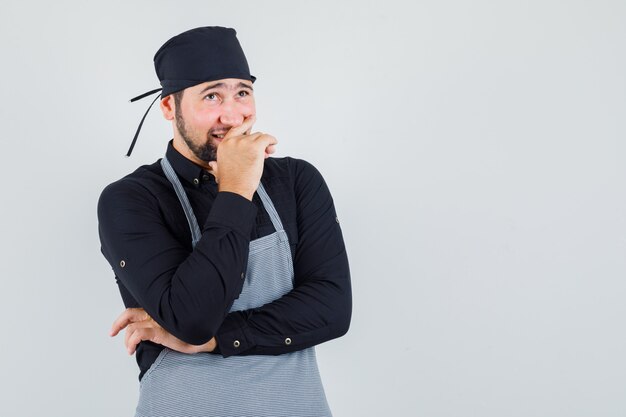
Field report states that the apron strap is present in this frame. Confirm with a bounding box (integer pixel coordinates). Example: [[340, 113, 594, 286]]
[[161, 157, 202, 247], [256, 182, 285, 233], [162, 155, 285, 247]]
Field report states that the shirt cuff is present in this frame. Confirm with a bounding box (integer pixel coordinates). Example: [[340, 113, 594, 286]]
[[203, 191, 258, 237], [214, 312, 255, 357]]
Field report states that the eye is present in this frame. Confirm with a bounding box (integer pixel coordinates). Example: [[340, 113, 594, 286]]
[[204, 92, 219, 101], [238, 90, 250, 97]]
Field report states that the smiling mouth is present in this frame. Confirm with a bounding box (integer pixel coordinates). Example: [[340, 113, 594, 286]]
[[211, 133, 226, 140]]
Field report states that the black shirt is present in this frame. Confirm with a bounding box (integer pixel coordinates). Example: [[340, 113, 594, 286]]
[[97, 141, 352, 380]]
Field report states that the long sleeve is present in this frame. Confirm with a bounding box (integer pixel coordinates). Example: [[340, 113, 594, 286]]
[[98, 179, 257, 346], [214, 158, 352, 356]]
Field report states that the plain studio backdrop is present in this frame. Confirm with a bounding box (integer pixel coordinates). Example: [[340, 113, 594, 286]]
[[0, 1, 624, 416]]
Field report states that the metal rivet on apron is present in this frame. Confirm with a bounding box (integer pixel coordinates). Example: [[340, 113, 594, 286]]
[[120, 260, 126, 268], [241, 272, 245, 279], [335, 216, 339, 223], [284, 337, 292, 345], [193, 178, 199, 185], [233, 340, 240, 348]]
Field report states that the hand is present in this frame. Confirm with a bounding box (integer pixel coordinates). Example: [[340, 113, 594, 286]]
[[109, 308, 217, 355], [208, 115, 278, 201]]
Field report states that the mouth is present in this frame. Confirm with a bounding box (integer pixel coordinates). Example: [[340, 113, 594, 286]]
[[210, 132, 226, 142]]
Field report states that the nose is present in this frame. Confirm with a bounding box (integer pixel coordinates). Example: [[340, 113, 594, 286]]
[[219, 101, 244, 127]]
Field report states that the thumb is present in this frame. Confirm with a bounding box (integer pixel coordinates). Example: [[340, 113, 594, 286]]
[[208, 161, 219, 183]]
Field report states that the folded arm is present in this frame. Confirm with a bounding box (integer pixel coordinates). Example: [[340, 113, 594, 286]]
[[98, 181, 257, 346], [102, 158, 351, 356], [214, 158, 352, 356]]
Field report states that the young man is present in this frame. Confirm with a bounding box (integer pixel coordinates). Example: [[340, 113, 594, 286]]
[[97, 26, 352, 417]]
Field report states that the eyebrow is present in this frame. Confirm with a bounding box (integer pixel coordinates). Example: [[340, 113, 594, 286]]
[[198, 82, 253, 95]]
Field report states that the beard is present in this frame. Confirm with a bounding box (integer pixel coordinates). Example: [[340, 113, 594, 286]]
[[175, 106, 218, 163]]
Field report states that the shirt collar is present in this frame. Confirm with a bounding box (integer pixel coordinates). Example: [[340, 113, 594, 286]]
[[165, 140, 214, 187]]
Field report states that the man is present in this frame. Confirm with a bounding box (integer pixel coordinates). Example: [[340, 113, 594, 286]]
[[97, 26, 352, 417]]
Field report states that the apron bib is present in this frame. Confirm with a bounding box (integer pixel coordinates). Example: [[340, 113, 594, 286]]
[[134, 157, 331, 417]]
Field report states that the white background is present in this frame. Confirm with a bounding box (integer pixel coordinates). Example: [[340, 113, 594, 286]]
[[1, 1, 625, 416]]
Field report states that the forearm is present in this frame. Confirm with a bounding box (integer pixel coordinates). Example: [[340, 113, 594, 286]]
[[99, 184, 257, 345], [212, 252, 352, 356], [213, 156, 353, 356]]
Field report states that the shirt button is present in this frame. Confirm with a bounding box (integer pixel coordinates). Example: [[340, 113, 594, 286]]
[[233, 340, 240, 348], [284, 337, 292, 345], [193, 178, 199, 185], [202, 175, 210, 182], [119, 260, 126, 268]]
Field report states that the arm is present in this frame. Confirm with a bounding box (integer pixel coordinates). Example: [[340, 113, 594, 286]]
[[98, 182, 257, 345], [213, 158, 352, 356], [102, 118, 279, 350]]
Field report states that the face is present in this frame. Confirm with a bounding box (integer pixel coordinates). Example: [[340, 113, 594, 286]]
[[169, 78, 256, 166]]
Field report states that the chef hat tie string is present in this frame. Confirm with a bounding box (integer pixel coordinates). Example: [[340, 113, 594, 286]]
[[124, 27, 255, 156], [126, 88, 162, 157]]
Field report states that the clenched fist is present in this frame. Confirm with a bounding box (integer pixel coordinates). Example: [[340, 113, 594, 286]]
[[208, 115, 277, 201]]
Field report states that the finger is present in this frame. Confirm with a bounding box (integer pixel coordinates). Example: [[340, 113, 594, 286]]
[[124, 320, 158, 347], [111, 308, 149, 337], [127, 328, 156, 355], [240, 132, 276, 144], [126, 324, 162, 354], [255, 133, 278, 146], [224, 115, 256, 139], [124, 322, 139, 348], [264, 144, 277, 159], [207, 162, 219, 183], [110, 308, 148, 336]]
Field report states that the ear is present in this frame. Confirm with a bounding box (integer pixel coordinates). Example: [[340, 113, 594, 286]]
[[160, 95, 175, 121]]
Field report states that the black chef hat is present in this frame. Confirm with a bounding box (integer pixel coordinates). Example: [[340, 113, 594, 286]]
[[126, 26, 256, 156]]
